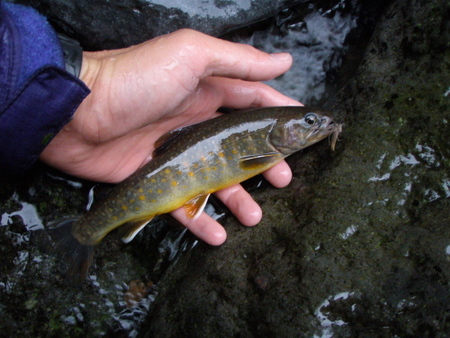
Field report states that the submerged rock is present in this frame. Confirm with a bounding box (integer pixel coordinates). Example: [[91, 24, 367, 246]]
[[141, 0, 450, 336], [11, 0, 314, 50]]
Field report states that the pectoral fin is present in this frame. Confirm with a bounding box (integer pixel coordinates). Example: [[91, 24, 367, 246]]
[[239, 152, 281, 170], [118, 218, 154, 243], [184, 194, 210, 219]]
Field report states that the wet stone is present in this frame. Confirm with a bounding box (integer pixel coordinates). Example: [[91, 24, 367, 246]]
[[11, 0, 311, 50]]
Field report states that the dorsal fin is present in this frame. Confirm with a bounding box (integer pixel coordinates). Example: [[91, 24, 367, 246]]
[[153, 125, 196, 157]]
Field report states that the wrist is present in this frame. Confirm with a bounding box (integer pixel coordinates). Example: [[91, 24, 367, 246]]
[[78, 51, 103, 92]]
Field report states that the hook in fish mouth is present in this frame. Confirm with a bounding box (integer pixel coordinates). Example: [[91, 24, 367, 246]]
[[312, 118, 342, 151], [312, 118, 342, 150], [328, 122, 343, 151]]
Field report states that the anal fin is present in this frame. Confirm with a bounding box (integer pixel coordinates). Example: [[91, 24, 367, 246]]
[[184, 194, 210, 219], [118, 218, 154, 243]]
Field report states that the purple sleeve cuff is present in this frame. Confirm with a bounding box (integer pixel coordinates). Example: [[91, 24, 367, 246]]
[[0, 1, 90, 178], [0, 66, 90, 177], [2, 1, 65, 87]]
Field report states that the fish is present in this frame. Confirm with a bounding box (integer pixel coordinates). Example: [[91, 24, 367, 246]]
[[50, 106, 342, 282]]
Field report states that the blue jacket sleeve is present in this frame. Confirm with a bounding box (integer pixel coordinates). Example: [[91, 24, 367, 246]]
[[0, 1, 90, 178]]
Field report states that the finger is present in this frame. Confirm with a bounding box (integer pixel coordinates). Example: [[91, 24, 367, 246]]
[[173, 77, 302, 119], [171, 207, 227, 246], [204, 77, 302, 109], [262, 161, 292, 188], [214, 184, 262, 226], [168, 29, 294, 81], [204, 45, 293, 81]]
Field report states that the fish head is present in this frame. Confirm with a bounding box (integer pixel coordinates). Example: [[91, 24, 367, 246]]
[[269, 108, 342, 155]]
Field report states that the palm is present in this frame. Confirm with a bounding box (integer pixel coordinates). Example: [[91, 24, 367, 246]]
[[42, 86, 224, 183]]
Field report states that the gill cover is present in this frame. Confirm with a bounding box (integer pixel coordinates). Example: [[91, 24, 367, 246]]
[[269, 111, 327, 154]]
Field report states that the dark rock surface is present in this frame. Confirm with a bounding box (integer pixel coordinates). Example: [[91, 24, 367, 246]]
[[11, 0, 312, 50], [141, 0, 450, 336]]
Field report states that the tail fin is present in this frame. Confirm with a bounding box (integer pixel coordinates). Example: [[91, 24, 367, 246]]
[[47, 218, 94, 285]]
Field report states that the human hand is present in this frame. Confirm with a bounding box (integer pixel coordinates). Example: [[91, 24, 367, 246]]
[[40, 29, 301, 245]]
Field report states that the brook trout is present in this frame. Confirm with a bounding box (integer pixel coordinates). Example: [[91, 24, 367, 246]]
[[53, 106, 341, 282]]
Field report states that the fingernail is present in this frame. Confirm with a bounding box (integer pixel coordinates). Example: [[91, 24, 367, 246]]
[[270, 52, 292, 61]]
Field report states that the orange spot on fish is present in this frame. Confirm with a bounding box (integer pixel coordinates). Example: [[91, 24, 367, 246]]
[[188, 172, 194, 177], [122, 205, 128, 211], [129, 199, 135, 203], [139, 195, 146, 201], [171, 181, 178, 186], [157, 189, 163, 194], [138, 188, 144, 193], [164, 168, 171, 174]]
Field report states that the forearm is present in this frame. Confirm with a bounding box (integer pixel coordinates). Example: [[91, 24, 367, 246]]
[[0, 1, 90, 178]]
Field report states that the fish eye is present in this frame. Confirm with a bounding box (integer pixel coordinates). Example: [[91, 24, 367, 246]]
[[304, 113, 319, 125]]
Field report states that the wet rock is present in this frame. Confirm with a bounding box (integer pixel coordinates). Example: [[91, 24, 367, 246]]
[[0, 169, 189, 336], [11, 0, 315, 50], [224, 4, 360, 104], [141, 0, 450, 336]]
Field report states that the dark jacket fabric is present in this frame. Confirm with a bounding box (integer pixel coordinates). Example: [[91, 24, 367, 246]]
[[0, 1, 90, 178]]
